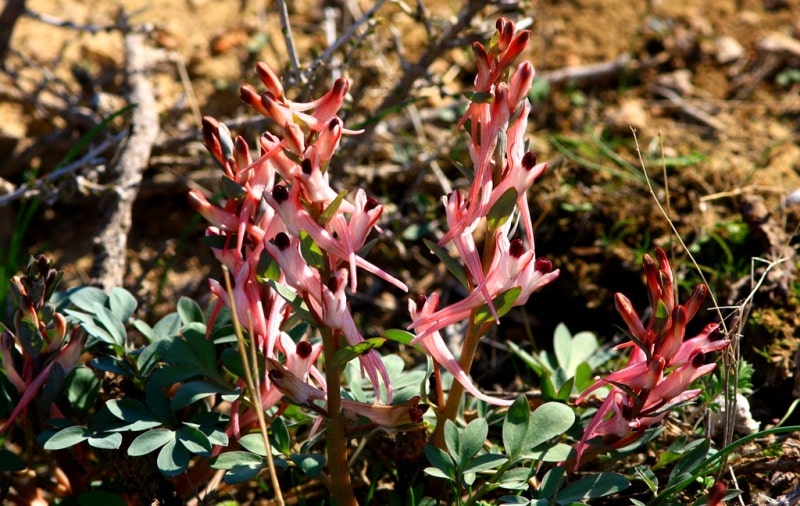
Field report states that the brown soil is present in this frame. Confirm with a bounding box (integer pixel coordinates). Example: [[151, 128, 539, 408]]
[[1, 0, 799, 503]]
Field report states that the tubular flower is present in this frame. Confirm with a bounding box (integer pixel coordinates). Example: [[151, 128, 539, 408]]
[[573, 248, 730, 469]]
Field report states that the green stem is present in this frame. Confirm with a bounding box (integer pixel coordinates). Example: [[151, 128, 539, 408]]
[[321, 326, 358, 506]]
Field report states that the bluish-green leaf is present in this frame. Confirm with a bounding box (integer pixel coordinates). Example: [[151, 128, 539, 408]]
[[239, 433, 269, 457], [87, 432, 123, 450], [152, 313, 181, 341], [271, 417, 291, 456], [177, 425, 212, 455], [68, 286, 108, 313], [424, 444, 455, 479], [66, 367, 100, 413], [460, 418, 488, 465], [290, 453, 324, 477], [44, 425, 89, 450], [223, 464, 263, 484], [443, 420, 462, 467], [211, 451, 264, 470], [170, 381, 228, 411], [554, 472, 629, 503], [527, 402, 575, 450], [104, 401, 162, 431], [157, 437, 190, 476], [462, 453, 507, 474], [92, 301, 127, 348], [497, 467, 533, 490], [553, 324, 598, 378], [503, 396, 530, 459], [539, 467, 565, 498], [177, 297, 205, 326], [128, 428, 174, 456], [109, 287, 137, 322]]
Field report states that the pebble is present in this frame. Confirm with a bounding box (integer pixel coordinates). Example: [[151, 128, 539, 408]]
[[715, 35, 745, 64]]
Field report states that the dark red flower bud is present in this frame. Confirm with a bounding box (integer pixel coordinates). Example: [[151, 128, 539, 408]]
[[272, 185, 289, 203], [509, 238, 525, 258], [365, 197, 379, 212], [301, 158, 313, 175], [534, 257, 554, 273], [271, 232, 290, 250], [297, 341, 313, 358], [522, 152, 537, 170]]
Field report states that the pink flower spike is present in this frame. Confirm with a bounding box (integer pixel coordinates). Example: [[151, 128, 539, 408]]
[[409, 295, 513, 407], [670, 323, 728, 366], [577, 355, 665, 405]]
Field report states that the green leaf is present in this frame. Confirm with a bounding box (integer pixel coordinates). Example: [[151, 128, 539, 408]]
[[317, 189, 348, 226], [506, 340, 546, 377], [170, 380, 229, 411], [383, 328, 415, 346], [423, 238, 469, 289], [109, 287, 137, 321], [239, 433, 269, 457], [523, 442, 574, 462], [554, 472, 629, 503], [290, 453, 325, 477], [157, 437, 190, 476], [128, 428, 174, 456], [267, 280, 314, 323], [634, 464, 659, 493], [503, 396, 530, 459], [486, 187, 518, 231], [474, 287, 522, 326], [87, 432, 123, 450], [177, 297, 205, 326], [424, 466, 455, 482], [331, 337, 385, 370], [299, 230, 325, 270], [464, 91, 494, 103], [44, 425, 89, 450], [527, 402, 575, 450]]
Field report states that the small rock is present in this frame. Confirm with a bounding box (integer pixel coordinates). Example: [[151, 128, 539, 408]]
[[607, 99, 650, 132], [785, 189, 800, 206], [655, 69, 694, 95], [709, 393, 760, 436], [715, 35, 745, 64]]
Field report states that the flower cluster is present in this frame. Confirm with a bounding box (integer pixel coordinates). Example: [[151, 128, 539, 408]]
[[0, 256, 86, 432], [189, 62, 421, 435], [408, 18, 559, 406], [574, 248, 730, 468]]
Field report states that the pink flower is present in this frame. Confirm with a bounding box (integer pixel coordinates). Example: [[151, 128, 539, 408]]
[[408, 294, 513, 406], [573, 249, 730, 469]]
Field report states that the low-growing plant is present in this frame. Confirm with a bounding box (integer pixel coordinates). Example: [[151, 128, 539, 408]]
[[0, 16, 747, 506]]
